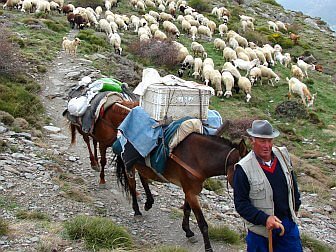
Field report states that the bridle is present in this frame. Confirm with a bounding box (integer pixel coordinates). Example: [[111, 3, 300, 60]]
[[224, 147, 237, 175]]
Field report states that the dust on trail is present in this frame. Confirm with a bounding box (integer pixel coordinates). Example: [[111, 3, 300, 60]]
[[39, 29, 240, 252]]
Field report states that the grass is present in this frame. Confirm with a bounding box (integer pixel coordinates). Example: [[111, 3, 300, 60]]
[[16, 210, 51, 221], [169, 207, 184, 220], [0, 196, 18, 210], [0, 218, 9, 236], [301, 233, 333, 252], [208, 224, 242, 245], [152, 246, 188, 252], [64, 215, 133, 250]]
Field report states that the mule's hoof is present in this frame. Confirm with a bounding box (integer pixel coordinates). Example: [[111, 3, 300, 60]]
[[91, 165, 100, 172], [188, 236, 198, 244]]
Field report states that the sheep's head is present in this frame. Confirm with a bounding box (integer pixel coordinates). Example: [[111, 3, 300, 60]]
[[307, 93, 317, 107]]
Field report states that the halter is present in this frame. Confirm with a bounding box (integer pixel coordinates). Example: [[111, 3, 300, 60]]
[[224, 147, 237, 175]]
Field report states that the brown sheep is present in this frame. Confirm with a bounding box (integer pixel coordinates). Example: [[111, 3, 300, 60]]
[[289, 33, 300, 45]]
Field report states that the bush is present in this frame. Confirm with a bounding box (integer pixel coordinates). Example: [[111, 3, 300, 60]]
[[64, 215, 133, 250], [267, 33, 294, 49], [77, 29, 110, 54], [244, 31, 268, 46], [128, 39, 180, 69], [188, 0, 210, 12]]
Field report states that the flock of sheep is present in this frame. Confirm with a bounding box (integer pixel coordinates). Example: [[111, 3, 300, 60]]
[[2, 0, 318, 107]]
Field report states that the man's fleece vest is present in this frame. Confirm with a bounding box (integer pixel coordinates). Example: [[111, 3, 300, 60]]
[[237, 146, 297, 238]]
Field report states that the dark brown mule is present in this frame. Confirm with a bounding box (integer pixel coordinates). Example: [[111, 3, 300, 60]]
[[116, 132, 248, 252], [71, 100, 138, 184]]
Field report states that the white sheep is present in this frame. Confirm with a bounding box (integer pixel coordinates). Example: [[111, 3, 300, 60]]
[[228, 37, 239, 50], [245, 48, 258, 61], [297, 59, 315, 78], [210, 70, 222, 93], [109, 33, 122, 55], [207, 20, 216, 35], [202, 64, 214, 86], [268, 21, 278, 32], [238, 77, 252, 102], [162, 21, 180, 38], [203, 58, 214, 68], [20, 0, 32, 12], [99, 19, 112, 37], [190, 26, 197, 41], [197, 25, 212, 40], [35, 0, 50, 13], [95, 6, 102, 18], [214, 38, 226, 51], [218, 23, 228, 37], [154, 29, 167, 40], [181, 19, 191, 33], [260, 65, 280, 86], [191, 42, 207, 58], [222, 62, 241, 80], [150, 23, 159, 34], [192, 57, 203, 79], [149, 10, 160, 21], [136, 0, 146, 11], [254, 48, 268, 66], [232, 58, 260, 76], [249, 67, 262, 85], [235, 35, 248, 48], [160, 12, 175, 22], [221, 71, 234, 98], [145, 0, 155, 8], [287, 77, 316, 107], [275, 21, 287, 32], [223, 47, 237, 62], [291, 65, 304, 80]]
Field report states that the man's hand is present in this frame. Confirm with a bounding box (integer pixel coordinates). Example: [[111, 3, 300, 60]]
[[266, 215, 282, 230]]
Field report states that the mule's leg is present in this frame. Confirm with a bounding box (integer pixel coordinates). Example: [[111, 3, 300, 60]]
[[138, 174, 154, 211], [127, 172, 142, 216], [98, 145, 107, 184], [186, 194, 213, 252], [83, 135, 100, 172], [93, 139, 100, 168], [182, 199, 195, 238]]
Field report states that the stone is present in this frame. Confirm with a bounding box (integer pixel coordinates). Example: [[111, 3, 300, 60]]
[[43, 126, 61, 133]]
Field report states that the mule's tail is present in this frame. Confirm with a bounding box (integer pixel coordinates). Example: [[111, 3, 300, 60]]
[[115, 155, 130, 195], [70, 124, 77, 145]]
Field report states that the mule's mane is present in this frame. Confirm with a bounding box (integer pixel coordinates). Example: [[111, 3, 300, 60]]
[[194, 133, 236, 148]]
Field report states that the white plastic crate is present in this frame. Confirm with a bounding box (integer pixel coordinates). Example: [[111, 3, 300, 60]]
[[140, 84, 211, 121]]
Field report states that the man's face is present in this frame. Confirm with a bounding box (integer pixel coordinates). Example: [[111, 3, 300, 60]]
[[251, 137, 273, 162]]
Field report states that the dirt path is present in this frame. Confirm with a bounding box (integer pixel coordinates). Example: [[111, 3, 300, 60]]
[[38, 29, 242, 252]]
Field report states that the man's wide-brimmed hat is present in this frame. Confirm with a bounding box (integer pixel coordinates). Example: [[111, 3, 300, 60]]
[[247, 120, 280, 138]]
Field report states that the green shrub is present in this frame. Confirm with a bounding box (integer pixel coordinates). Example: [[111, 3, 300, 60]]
[[0, 218, 9, 235], [64, 215, 133, 250], [77, 29, 110, 54], [208, 224, 242, 245], [244, 30, 268, 46], [16, 210, 51, 221], [203, 178, 224, 192], [188, 0, 210, 12], [301, 233, 332, 252], [267, 33, 294, 49], [261, 0, 281, 6], [43, 19, 68, 33]]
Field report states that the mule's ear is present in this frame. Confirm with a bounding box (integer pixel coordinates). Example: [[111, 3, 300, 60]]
[[238, 138, 248, 157]]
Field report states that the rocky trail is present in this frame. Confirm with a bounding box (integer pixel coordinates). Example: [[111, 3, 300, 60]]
[[0, 29, 335, 251]]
